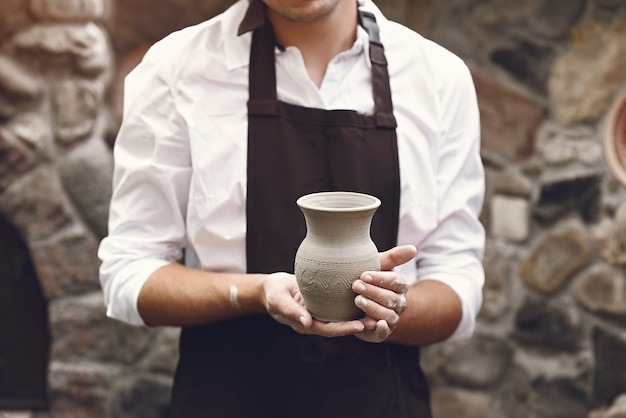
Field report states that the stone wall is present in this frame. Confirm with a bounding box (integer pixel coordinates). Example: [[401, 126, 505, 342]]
[[0, 0, 625, 417], [420, 1, 626, 417], [0, 0, 185, 417]]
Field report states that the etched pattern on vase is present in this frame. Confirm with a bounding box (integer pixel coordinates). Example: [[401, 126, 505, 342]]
[[295, 255, 380, 303]]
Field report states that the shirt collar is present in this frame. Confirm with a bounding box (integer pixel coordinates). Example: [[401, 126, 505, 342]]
[[222, 1, 255, 71], [222, 0, 379, 71], [354, 25, 372, 69]]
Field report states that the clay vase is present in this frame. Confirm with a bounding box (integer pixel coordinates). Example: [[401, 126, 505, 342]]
[[294, 191, 381, 322]]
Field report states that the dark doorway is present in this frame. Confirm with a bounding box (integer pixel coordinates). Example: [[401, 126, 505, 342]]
[[0, 216, 50, 410]]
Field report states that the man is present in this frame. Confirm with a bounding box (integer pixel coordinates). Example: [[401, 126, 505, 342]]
[[98, 0, 485, 416]]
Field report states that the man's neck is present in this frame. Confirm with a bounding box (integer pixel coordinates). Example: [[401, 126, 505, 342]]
[[267, 2, 358, 87]]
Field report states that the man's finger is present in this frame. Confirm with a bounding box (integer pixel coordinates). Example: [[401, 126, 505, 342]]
[[379, 245, 417, 271], [309, 320, 366, 337]]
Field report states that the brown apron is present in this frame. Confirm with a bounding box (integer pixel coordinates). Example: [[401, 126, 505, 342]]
[[170, 2, 432, 417]]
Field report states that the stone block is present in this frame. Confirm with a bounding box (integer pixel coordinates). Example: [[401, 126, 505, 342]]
[[431, 388, 494, 418], [0, 166, 73, 242], [8, 112, 55, 158], [13, 23, 111, 76], [529, 378, 591, 418], [490, 195, 530, 242], [472, 69, 544, 161], [47, 361, 121, 418], [0, 55, 43, 121], [30, 0, 108, 22], [0, 55, 42, 100], [520, 218, 592, 294], [572, 264, 626, 317], [592, 218, 626, 266], [489, 366, 532, 418], [604, 90, 626, 185], [548, 15, 626, 125], [514, 297, 582, 351], [479, 240, 513, 322], [527, 0, 586, 41], [58, 136, 112, 239], [591, 202, 626, 266], [108, 375, 172, 418], [49, 292, 156, 363], [440, 335, 512, 389], [138, 327, 181, 375], [537, 121, 603, 167], [0, 128, 39, 194], [28, 224, 101, 299], [491, 169, 534, 197], [51, 79, 101, 144]]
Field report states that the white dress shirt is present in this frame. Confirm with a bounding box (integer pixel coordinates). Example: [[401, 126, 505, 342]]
[[98, 0, 486, 341]]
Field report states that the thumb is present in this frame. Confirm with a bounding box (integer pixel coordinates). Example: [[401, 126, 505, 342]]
[[379, 245, 417, 271]]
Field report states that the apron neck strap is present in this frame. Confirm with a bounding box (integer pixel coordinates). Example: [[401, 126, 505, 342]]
[[246, 2, 397, 128], [358, 10, 396, 127]]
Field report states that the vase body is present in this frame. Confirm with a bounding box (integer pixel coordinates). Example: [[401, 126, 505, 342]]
[[294, 192, 381, 322]]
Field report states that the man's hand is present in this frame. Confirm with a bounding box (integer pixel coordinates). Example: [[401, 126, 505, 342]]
[[352, 245, 417, 343], [263, 272, 365, 337], [263, 245, 417, 340]]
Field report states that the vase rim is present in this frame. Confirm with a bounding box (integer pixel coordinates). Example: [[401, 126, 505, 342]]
[[296, 191, 381, 212]]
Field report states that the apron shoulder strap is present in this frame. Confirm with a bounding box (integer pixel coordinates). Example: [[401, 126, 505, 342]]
[[359, 10, 382, 46], [247, 4, 278, 105], [358, 10, 397, 129]]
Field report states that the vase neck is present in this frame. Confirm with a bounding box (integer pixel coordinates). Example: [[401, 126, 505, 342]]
[[302, 208, 376, 244]]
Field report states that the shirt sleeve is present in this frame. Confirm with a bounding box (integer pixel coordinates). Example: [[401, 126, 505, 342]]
[[415, 61, 486, 341], [98, 41, 192, 326]]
